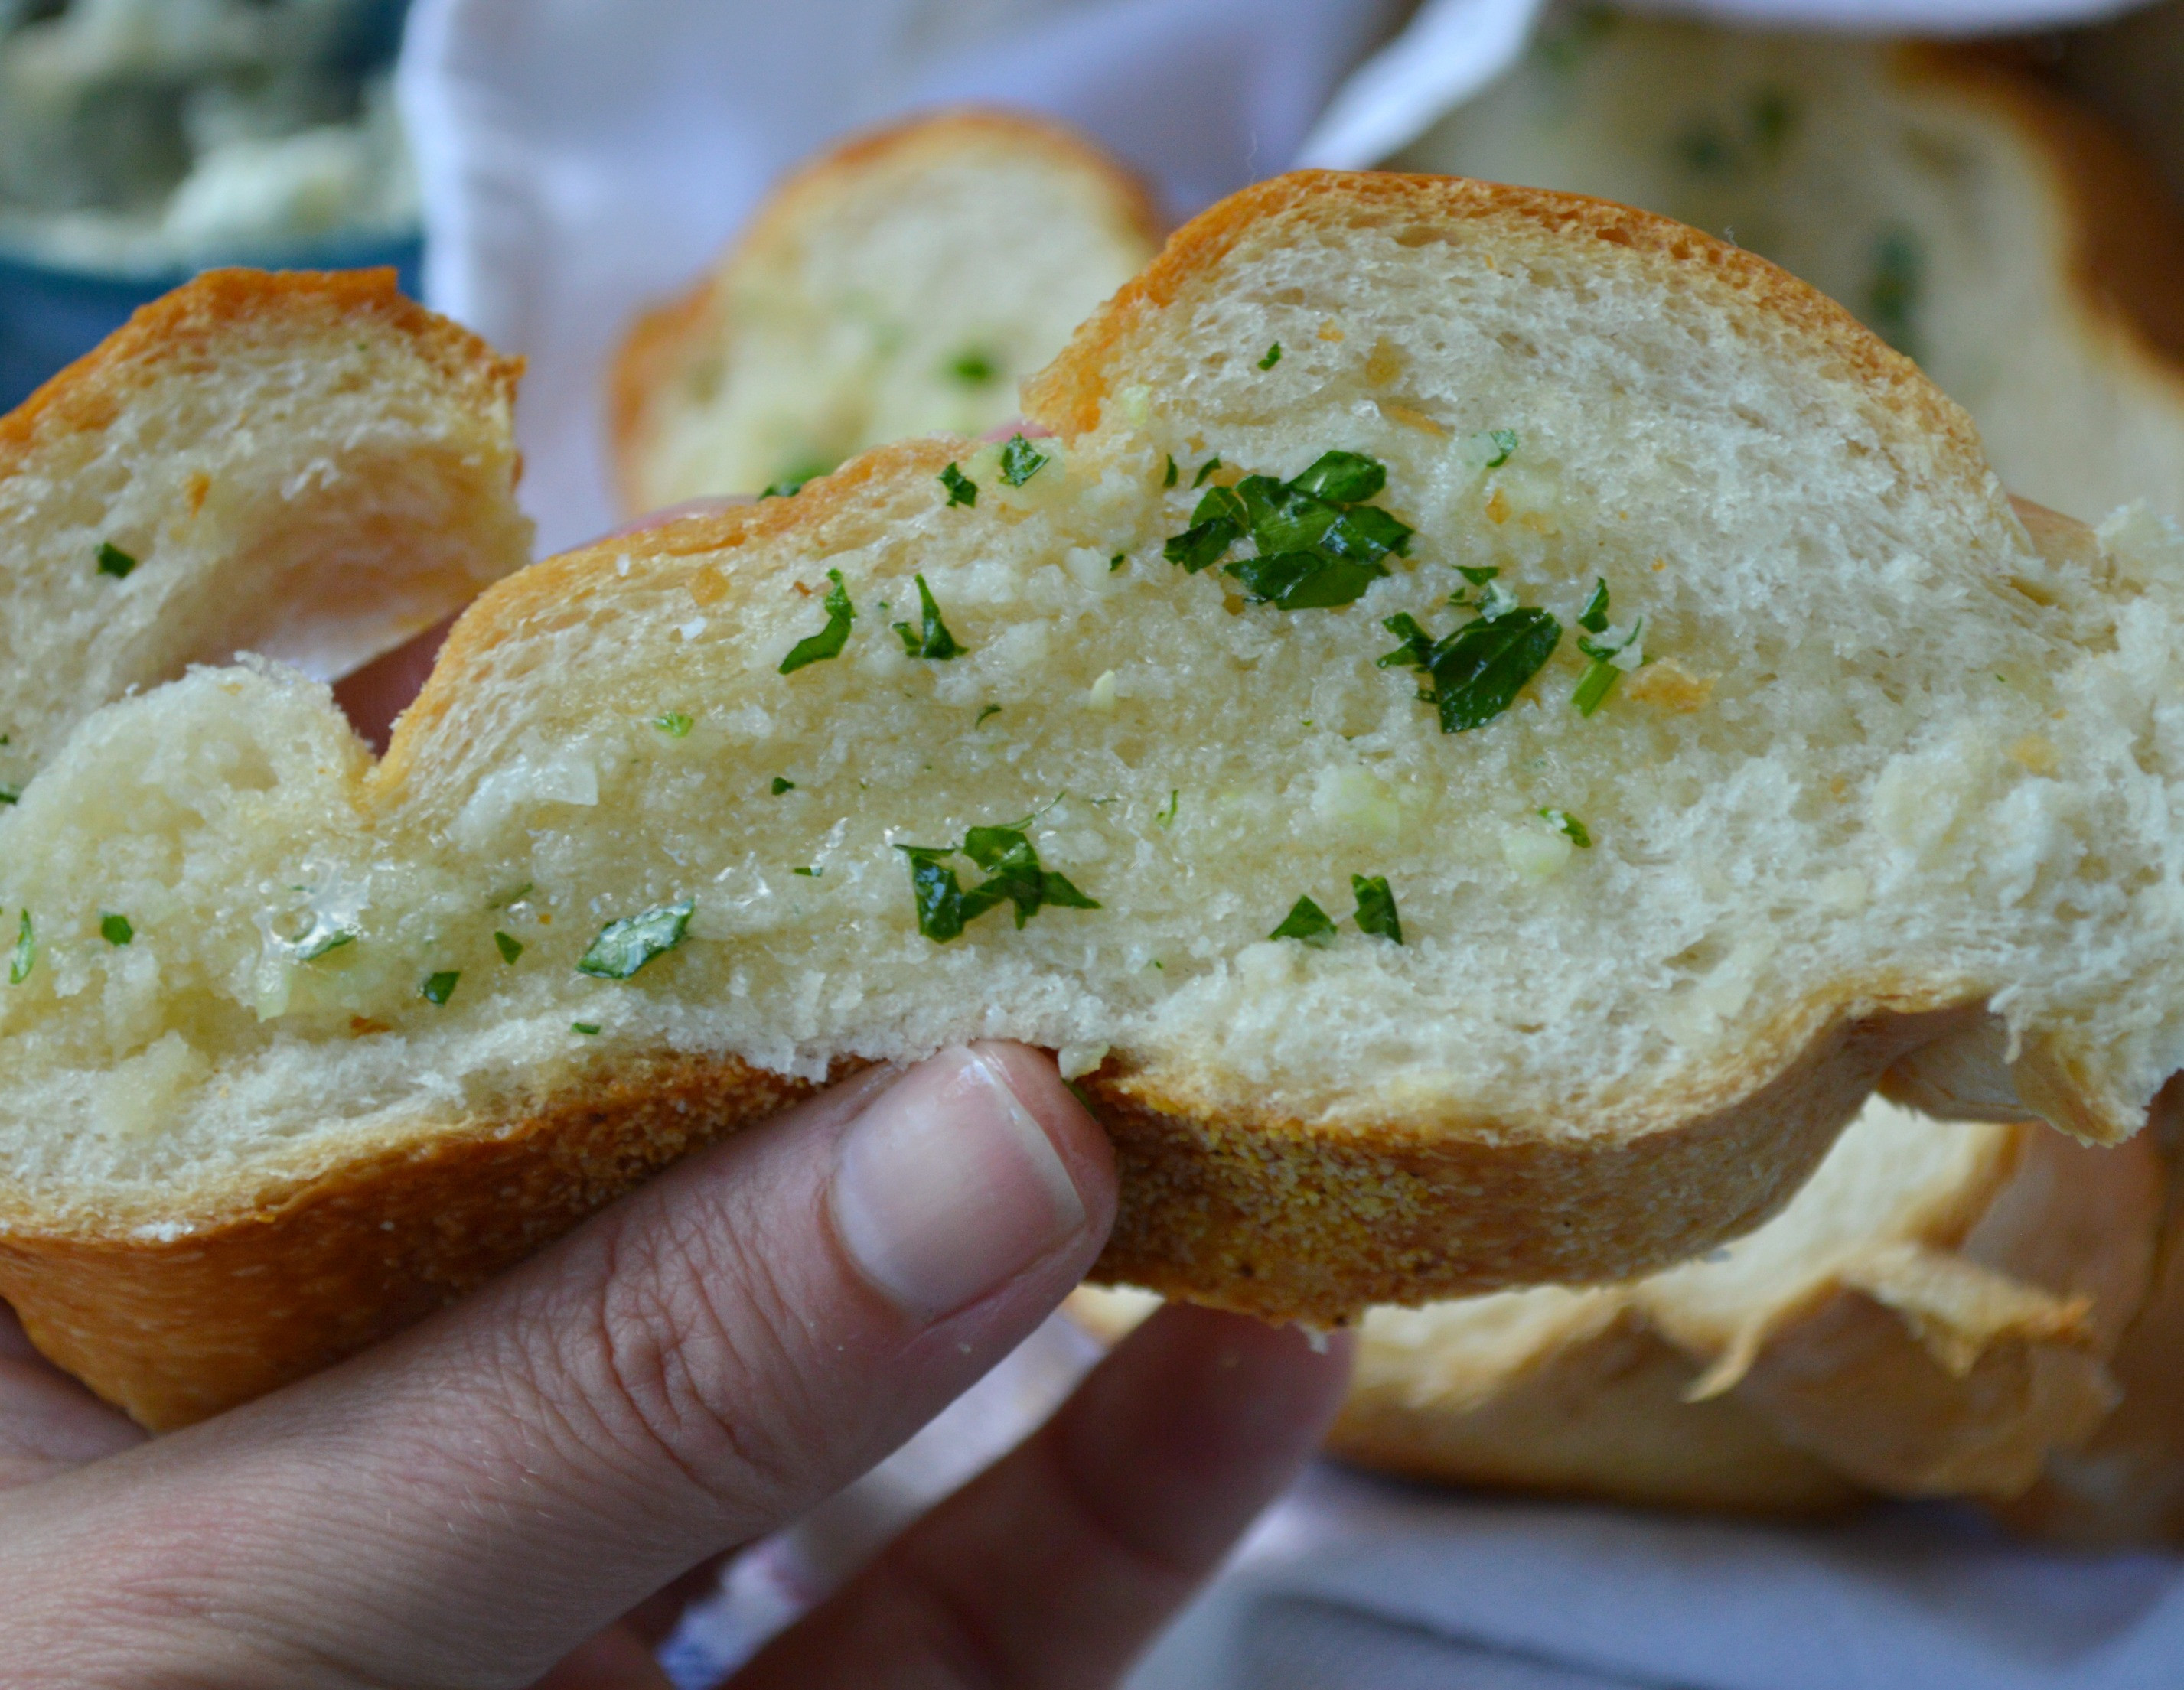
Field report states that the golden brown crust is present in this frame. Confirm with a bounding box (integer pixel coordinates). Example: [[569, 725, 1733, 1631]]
[[1328, 1307, 1863, 1517], [1021, 170, 1986, 484], [1902, 47, 2184, 378], [0, 1050, 829, 1430], [608, 108, 1163, 514], [0, 267, 523, 477]]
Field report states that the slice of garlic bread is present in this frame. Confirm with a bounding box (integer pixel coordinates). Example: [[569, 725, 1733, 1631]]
[[1394, 11, 2184, 526], [1077, 1092, 2160, 1510], [0, 268, 530, 792], [4, 173, 2180, 1428], [611, 109, 1162, 513]]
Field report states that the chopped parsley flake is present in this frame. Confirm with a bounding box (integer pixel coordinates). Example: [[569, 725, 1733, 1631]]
[[778, 568, 856, 673], [950, 350, 997, 384], [1482, 428, 1519, 469], [488, 881, 533, 910], [976, 705, 1002, 727], [1269, 895, 1337, 947], [0, 786, 17, 806], [999, 434, 1049, 487], [654, 711, 693, 738], [1192, 456, 1223, 489], [1380, 604, 1562, 733], [421, 970, 461, 1005], [1163, 454, 1179, 488], [494, 930, 524, 964], [1578, 578, 1611, 633], [792, 866, 820, 878], [1165, 451, 1412, 611], [1258, 341, 1283, 370], [1156, 788, 1179, 827], [576, 897, 695, 979], [99, 913, 133, 946], [1455, 565, 1499, 588], [572, 1021, 601, 1036], [771, 777, 796, 794], [7, 910, 29, 982], [1573, 606, 1646, 717], [296, 925, 357, 961], [940, 463, 978, 507], [896, 822, 1100, 943], [1110, 552, 1126, 571], [892, 573, 964, 659], [1540, 809, 1592, 848], [96, 542, 138, 579], [1351, 875, 1402, 943]]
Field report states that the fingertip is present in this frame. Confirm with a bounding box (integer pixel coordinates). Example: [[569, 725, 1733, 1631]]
[[967, 1040, 1118, 1232]]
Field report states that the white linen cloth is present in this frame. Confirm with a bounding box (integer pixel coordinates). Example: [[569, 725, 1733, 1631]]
[[399, 2, 2184, 1684]]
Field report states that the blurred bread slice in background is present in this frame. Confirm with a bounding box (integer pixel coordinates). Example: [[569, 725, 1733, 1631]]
[[611, 109, 1162, 512], [1392, 10, 2184, 527], [1074, 1094, 2163, 1515]]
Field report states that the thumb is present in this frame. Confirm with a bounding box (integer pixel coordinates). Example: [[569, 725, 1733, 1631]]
[[2, 1044, 1113, 1688]]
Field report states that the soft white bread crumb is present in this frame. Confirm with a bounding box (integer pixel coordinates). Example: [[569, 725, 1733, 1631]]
[[5, 174, 2184, 1380], [612, 109, 1162, 510], [1397, 12, 2184, 526], [0, 268, 529, 793]]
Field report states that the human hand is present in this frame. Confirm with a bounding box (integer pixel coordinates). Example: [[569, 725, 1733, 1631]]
[[0, 1044, 1352, 1686]]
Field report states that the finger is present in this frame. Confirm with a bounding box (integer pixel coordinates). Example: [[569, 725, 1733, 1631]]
[[2, 1044, 1113, 1686], [0, 1301, 144, 1490], [531, 1625, 675, 1690], [735, 1304, 1354, 1690], [331, 612, 457, 750]]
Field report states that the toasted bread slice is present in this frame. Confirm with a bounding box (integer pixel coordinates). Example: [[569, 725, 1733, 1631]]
[[1394, 13, 2184, 526], [2, 173, 2179, 1428], [611, 109, 1162, 512], [0, 268, 530, 791], [1076, 1092, 2161, 1507]]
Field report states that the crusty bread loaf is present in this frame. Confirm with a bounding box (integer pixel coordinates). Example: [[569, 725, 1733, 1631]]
[[1394, 12, 2184, 526], [0, 267, 530, 792], [1075, 1091, 2162, 1509], [5, 172, 2182, 1428], [611, 109, 1162, 512]]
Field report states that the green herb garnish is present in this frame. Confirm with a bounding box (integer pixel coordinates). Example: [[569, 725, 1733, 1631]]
[[576, 897, 695, 979], [771, 777, 796, 794], [1379, 604, 1562, 733], [100, 913, 133, 946], [494, 930, 524, 964], [1110, 552, 1126, 571], [950, 350, 997, 384], [1351, 875, 1402, 943], [778, 568, 856, 674], [654, 711, 693, 738], [296, 925, 357, 961], [892, 574, 964, 659], [792, 866, 820, 878], [1540, 809, 1592, 848], [572, 1021, 601, 1036], [96, 542, 137, 579], [1573, 612, 1645, 717], [896, 822, 1100, 943], [1578, 578, 1610, 633], [940, 463, 978, 507], [999, 434, 1048, 487], [1163, 454, 1178, 488], [1269, 896, 1337, 947], [1156, 788, 1179, 827], [1259, 341, 1283, 370], [1192, 456, 1224, 489], [975, 705, 1002, 727], [8, 910, 30, 982], [487, 882, 533, 910], [421, 970, 461, 1005], [1482, 429, 1518, 469], [0, 786, 18, 805], [1165, 451, 1413, 611]]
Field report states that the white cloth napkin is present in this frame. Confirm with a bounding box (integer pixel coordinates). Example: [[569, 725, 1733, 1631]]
[[399, 2, 2184, 1684]]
